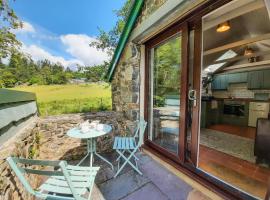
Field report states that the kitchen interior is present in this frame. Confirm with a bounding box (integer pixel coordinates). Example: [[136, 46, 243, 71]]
[[198, 0, 270, 199]]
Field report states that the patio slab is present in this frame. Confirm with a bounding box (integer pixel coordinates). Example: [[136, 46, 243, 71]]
[[81, 151, 209, 200]]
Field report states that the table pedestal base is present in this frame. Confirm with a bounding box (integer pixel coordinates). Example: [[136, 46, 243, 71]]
[[77, 138, 113, 170]]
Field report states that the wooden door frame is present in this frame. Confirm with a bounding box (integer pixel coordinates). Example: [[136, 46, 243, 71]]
[[142, 0, 261, 199], [144, 21, 189, 164]]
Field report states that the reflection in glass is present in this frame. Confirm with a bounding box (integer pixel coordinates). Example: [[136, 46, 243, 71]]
[[149, 34, 181, 154]]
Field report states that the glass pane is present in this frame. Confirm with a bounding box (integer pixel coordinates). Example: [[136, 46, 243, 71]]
[[149, 34, 181, 154], [199, 0, 270, 199]]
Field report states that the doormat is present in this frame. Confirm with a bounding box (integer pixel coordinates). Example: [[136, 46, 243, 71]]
[[200, 128, 256, 163]]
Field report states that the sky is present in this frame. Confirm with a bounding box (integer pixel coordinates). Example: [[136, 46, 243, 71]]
[[9, 0, 126, 69]]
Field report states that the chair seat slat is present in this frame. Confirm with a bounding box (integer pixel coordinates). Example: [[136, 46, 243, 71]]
[[117, 137, 122, 149], [52, 175, 90, 182], [68, 170, 98, 176], [66, 165, 99, 172], [44, 177, 92, 188], [121, 137, 126, 149], [39, 183, 86, 195], [126, 138, 130, 149], [113, 137, 119, 149], [129, 138, 135, 149]]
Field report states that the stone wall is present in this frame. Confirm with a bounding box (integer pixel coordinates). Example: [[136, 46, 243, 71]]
[[111, 0, 167, 121], [0, 112, 132, 200]]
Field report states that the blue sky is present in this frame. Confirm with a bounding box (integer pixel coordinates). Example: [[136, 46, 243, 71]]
[[10, 0, 126, 69]]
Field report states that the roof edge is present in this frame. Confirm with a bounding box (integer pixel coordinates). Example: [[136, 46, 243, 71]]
[[106, 0, 144, 82]]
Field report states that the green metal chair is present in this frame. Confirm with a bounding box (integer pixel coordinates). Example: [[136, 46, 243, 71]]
[[6, 157, 99, 200], [113, 118, 147, 178]]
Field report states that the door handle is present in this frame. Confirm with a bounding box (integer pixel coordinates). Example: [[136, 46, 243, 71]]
[[188, 89, 197, 107]]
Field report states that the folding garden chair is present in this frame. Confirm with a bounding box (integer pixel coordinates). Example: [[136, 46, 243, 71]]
[[113, 118, 147, 178], [6, 157, 99, 200]]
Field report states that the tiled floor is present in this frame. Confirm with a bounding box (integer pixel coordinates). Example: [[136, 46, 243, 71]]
[[199, 124, 269, 198], [199, 145, 269, 199], [81, 152, 212, 200], [207, 124, 256, 139]]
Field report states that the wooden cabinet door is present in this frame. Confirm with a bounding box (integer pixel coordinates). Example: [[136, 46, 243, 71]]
[[220, 75, 228, 89], [228, 72, 247, 83], [248, 71, 263, 89], [262, 69, 270, 89], [212, 76, 220, 90]]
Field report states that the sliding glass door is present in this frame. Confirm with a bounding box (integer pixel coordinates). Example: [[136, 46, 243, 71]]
[[149, 34, 181, 154], [145, 24, 189, 162]]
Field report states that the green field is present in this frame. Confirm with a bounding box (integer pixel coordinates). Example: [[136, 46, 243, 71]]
[[13, 84, 112, 116]]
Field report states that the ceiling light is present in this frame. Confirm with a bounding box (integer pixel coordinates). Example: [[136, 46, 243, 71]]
[[216, 21, 230, 32], [244, 47, 254, 56]]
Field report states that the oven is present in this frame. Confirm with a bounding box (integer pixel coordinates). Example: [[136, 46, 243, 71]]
[[223, 101, 245, 116]]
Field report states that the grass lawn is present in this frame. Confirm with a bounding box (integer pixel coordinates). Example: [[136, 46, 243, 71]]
[[13, 84, 112, 116]]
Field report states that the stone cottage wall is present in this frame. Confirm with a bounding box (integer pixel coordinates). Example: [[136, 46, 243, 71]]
[[111, 0, 167, 121], [0, 112, 131, 200]]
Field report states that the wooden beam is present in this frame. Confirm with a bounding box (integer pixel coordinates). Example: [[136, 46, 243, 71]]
[[203, 0, 264, 30], [212, 50, 270, 65], [222, 59, 270, 71], [204, 33, 270, 56]]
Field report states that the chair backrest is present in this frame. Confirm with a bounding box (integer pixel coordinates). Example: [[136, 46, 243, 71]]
[[7, 157, 88, 200], [133, 118, 147, 147], [6, 157, 63, 196]]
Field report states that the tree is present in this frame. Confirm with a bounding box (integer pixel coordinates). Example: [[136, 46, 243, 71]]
[[0, 0, 22, 59], [84, 64, 108, 82], [90, 0, 132, 57]]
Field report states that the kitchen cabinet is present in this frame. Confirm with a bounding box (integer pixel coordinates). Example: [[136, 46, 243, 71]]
[[227, 72, 247, 83], [212, 74, 228, 90], [247, 69, 270, 89], [212, 72, 247, 90], [262, 69, 270, 89], [212, 69, 270, 91], [248, 71, 263, 89]]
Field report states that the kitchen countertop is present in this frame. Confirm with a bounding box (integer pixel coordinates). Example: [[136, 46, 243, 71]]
[[210, 98, 270, 102]]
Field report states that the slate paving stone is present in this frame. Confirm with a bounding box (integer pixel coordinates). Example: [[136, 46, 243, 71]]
[[139, 155, 193, 200], [74, 152, 201, 200], [122, 183, 169, 200], [98, 170, 150, 200]]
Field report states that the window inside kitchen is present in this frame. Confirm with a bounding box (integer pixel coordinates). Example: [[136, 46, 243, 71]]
[[199, 0, 270, 199]]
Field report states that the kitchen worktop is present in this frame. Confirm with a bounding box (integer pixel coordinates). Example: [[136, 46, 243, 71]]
[[206, 97, 270, 102]]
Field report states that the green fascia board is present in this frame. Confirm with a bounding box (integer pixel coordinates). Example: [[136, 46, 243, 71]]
[[0, 89, 36, 105], [107, 0, 144, 82]]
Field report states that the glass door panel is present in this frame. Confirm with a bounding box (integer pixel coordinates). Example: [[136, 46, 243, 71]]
[[149, 34, 182, 155]]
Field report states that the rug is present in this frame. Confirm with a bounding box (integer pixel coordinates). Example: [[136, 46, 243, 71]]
[[200, 128, 256, 163]]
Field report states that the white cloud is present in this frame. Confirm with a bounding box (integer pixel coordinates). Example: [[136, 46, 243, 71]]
[[13, 21, 36, 34], [60, 34, 109, 66], [21, 44, 83, 68]]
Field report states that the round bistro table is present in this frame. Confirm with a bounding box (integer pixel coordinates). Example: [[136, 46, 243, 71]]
[[67, 124, 113, 169]]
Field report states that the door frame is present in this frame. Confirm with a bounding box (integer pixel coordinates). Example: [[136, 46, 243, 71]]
[[142, 0, 259, 199], [144, 21, 189, 164]]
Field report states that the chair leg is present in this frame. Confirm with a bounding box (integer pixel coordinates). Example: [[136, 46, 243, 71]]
[[116, 150, 126, 161], [114, 149, 142, 178], [127, 150, 139, 160]]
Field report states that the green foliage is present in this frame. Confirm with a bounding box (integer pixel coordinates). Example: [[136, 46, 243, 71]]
[[84, 63, 108, 82], [0, 0, 22, 58], [0, 69, 16, 87], [154, 95, 165, 107], [90, 0, 132, 56], [0, 52, 73, 87], [154, 36, 181, 97], [0, 50, 110, 87]]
